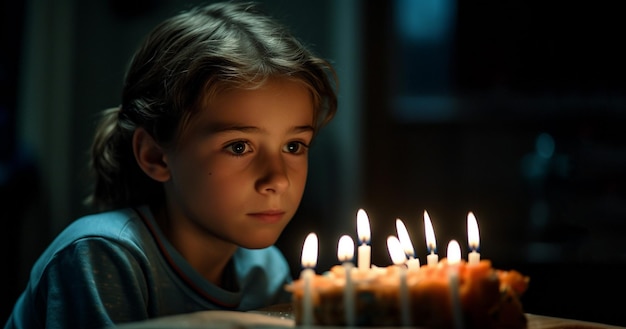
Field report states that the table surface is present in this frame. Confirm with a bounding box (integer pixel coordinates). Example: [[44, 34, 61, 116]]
[[116, 304, 625, 329]]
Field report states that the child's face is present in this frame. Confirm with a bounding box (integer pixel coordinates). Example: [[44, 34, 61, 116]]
[[162, 78, 314, 249]]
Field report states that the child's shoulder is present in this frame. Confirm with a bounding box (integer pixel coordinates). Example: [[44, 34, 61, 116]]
[[25, 207, 153, 286], [44, 207, 148, 256], [64, 207, 144, 239]]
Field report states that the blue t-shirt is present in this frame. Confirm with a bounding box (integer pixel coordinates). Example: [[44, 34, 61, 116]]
[[4, 206, 293, 329]]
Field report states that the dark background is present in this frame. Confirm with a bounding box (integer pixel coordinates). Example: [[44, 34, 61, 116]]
[[2, 0, 625, 326]]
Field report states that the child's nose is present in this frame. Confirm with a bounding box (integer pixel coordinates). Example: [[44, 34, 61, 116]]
[[255, 154, 289, 194]]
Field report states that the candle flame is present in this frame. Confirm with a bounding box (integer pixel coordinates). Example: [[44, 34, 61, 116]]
[[467, 211, 480, 250], [387, 235, 406, 266], [301, 233, 318, 268], [424, 210, 437, 253], [395, 218, 415, 258], [447, 240, 461, 265], [337, 235, 355, 262], [356, 208, 371, 244]]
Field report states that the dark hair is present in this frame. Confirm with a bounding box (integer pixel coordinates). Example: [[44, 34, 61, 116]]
[[86, 1, 338, 211]]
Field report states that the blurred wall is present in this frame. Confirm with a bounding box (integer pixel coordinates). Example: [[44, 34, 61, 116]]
[[360, 1, 626, 326]]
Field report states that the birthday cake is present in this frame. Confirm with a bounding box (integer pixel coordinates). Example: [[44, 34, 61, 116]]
[[285, 259, 529, 328]]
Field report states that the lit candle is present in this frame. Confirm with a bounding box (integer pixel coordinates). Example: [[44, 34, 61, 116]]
[[396, 218, 420, 269], [301, 233, 318, 326], [356, 208, 371, 270], [337, 235, 355, 326], [387, 235, 410, 327], [424, 210, 439, 265], [467, 211, 481, 265], [447, 240, 463, 329]]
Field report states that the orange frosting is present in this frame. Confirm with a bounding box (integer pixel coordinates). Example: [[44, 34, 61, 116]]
[[285, 259, 529, 328]]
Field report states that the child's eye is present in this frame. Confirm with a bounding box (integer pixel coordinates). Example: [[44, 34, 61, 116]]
[[225, 141, 252, 156], [284, 141, 309, 155]]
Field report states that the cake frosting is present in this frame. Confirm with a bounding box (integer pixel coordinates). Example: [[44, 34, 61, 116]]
[[286, 259, 529, 328]]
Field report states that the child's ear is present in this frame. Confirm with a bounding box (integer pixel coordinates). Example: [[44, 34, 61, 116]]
[[133, 127, 170, 182]]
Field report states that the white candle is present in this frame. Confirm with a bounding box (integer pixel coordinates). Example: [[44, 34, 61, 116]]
[[447, 240, 464, 329], [467, 211, 481, 265], [337, 235, 356, 326], [424, 210, 439, 265], [396, 218, 420, 269], [387, 235, 410, 327], [300, 233, 318, 326], [356, 209, 371, 270]]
